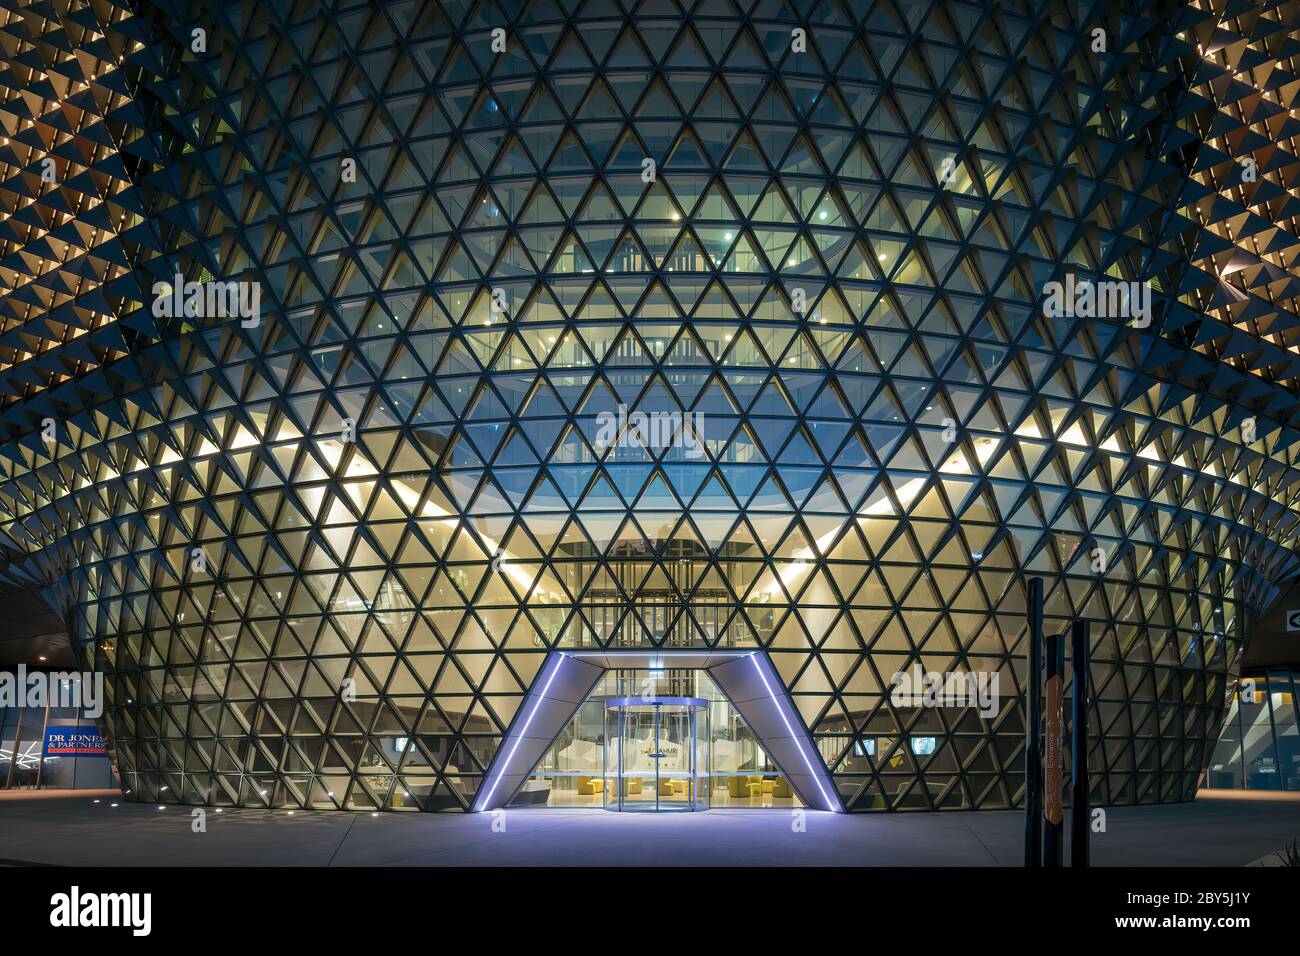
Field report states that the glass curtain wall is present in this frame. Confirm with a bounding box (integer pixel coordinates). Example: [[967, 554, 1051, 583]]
[[3, 0, 1287, 814], [0, 674, 119, 791], [1206, 672, 1300, 791]]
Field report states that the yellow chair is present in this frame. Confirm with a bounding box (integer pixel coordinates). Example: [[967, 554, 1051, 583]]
[[771, 777, 793, 798], [577, 776, 603, 796], [727, 775, 750, 798], [619, 777, 643, 797], [747, 775, 763, 798]]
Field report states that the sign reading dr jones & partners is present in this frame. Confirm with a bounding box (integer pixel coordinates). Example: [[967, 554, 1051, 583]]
[[43, 726, 107, 757]]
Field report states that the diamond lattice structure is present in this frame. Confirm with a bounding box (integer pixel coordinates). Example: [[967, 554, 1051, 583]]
[[0, 0, 1298, 812]]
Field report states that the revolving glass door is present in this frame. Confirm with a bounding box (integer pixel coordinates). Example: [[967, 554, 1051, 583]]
[[603, 696, 709, 811]]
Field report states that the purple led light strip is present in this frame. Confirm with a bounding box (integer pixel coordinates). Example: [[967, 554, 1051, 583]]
[[748, 653, 839, 812], [476, 653, 567, 811]]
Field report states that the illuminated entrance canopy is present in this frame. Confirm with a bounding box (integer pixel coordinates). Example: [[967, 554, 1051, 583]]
[[474, 650, 842, 813]]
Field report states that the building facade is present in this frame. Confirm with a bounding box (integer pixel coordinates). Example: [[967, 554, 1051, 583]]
[[0, 0, 1299, 811]]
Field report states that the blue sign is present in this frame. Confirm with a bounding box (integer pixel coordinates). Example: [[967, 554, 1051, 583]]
[[43, 726, 107, 757]]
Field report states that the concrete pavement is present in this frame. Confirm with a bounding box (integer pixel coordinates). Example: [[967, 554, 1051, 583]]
[[0, 788, 1295, 866]]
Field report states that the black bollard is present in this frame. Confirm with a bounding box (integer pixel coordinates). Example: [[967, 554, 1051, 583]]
[[1024, 576, 1043, 867], [1071, 619, 1091, 867]]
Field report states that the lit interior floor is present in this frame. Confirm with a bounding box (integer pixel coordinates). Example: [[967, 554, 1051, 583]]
[[0, 790, 1296, 867], [525, 792, 799, 809]]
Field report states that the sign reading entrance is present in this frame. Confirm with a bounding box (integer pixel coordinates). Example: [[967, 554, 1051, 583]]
[[43, 726, 107, 757], [1044, 677, 1063, 825]]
